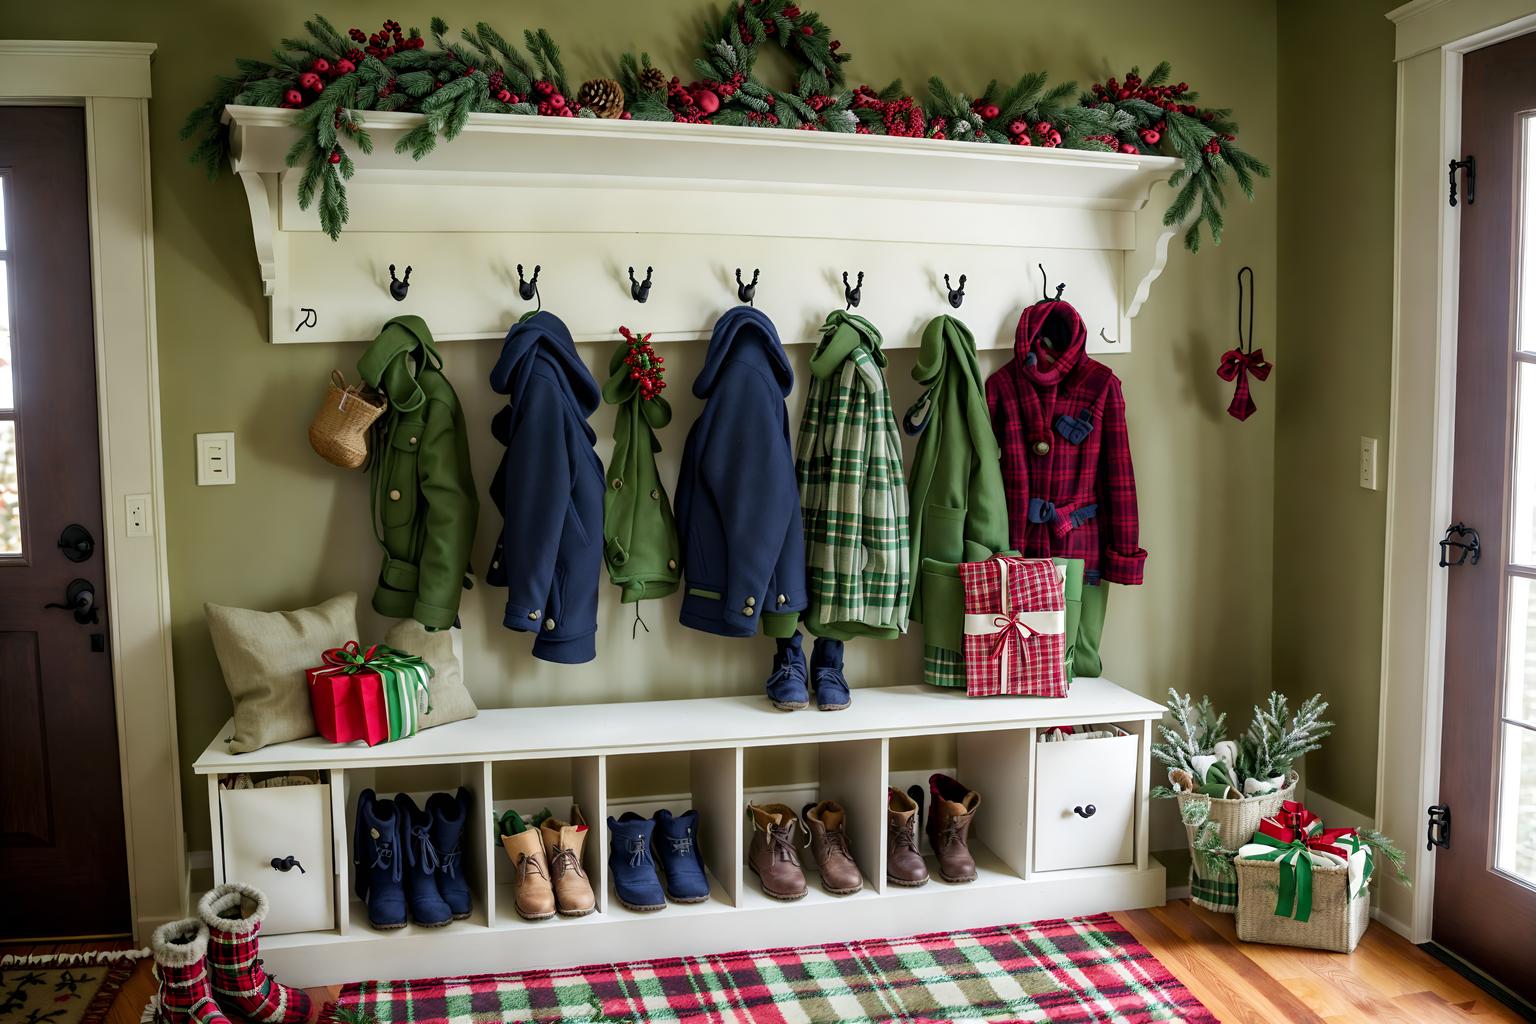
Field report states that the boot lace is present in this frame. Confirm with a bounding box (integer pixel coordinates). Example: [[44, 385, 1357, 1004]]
[[626, 837, 652, 868], [820, 828, 851, 859], [409, 825, 441, 873], [369, 836, 402, 882], [935, 820, 967, 852], [769, 826, 800, 866], [667, 833, 695, 857], [441, 846, 462, 879], [551, 844, 585, 878], [890, 820, 919, 854], [514, 852, 548, 883]]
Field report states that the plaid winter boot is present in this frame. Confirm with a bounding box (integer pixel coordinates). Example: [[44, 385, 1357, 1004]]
[[150, 919, 231, 1024], [197, 883, 312, 1024]]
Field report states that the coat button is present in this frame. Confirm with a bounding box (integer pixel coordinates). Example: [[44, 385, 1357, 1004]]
[[543, 618, 556, 631], [528, 610, 541, 620], [492, 560, 500, 570], [745, 596, 756, 607], [612, 478, 624, 491], [777, 594, 787, 607], [409, 436, 418, 445], [667, 559, 677, 570], [742, 606, 755, 617], [1033, 440, 1050, 456], [388, 489, 402, 500], [650, 488, 660, 500]]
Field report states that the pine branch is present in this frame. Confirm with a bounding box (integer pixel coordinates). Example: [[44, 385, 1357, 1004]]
[[1355, 828, 1412, 887]]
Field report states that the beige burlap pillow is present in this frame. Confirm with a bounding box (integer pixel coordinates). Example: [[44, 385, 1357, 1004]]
[[207, 592, 358, 753], [381, 620, 478, 730]]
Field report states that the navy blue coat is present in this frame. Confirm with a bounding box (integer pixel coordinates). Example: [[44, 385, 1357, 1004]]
[[487, 312, 604, 663], [675, 306, 807, 638]]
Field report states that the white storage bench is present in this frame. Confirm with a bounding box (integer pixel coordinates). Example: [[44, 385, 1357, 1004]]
[[194, 679, 1165, 987]]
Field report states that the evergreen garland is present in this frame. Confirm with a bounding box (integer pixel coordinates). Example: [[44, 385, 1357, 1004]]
[[185, 9, 1266, 246]]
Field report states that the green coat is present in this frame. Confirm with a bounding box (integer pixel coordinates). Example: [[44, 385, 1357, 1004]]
[[602, 330, 680, 603], [904, 315, 1010, 686], [357, 316, 478, 629]]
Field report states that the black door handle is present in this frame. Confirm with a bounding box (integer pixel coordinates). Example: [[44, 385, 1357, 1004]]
[[1073, 804, 1097, 818], [270, 855, 306, 874], [44, 578, 98, 625]]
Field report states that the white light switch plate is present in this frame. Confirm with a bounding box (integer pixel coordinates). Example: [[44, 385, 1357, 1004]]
[[1359, 436, 1379, 491], [197, 432, 236, 486]]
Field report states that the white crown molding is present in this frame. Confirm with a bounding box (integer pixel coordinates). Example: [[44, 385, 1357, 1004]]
[[1386, 0, 1536, 60], [0, 40, 156, 99]]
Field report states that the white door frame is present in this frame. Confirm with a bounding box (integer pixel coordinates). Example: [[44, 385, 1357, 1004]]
[[0, 41, 184, 942], [1379, 0, 1536, 942]]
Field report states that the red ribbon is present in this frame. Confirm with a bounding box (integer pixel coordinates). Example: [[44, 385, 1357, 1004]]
[[318, 641, 385, 673], [1257, 799, 1356, 859], [1216, 347, 1272, 422], [988, 612, 1039, 663]]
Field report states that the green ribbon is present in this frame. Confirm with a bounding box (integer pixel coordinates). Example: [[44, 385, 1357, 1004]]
[[1246, 831, 1316, 922]]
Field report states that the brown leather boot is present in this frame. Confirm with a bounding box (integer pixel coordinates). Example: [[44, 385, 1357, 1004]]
[[500, 827, 556, 921], [886, 787, 929, 887], [802, 801, 862, 895], [541, 815, 597, 916], [746, 803, 806, 901], [926, 773, 979, 883]]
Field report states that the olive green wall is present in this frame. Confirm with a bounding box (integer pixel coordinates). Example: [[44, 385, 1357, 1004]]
[[3, 0, 1279, 851], [1273, 0, 1398, 817]]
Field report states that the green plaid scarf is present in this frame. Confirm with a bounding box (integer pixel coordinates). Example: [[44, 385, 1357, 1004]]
[[795, 311, 910, 641]]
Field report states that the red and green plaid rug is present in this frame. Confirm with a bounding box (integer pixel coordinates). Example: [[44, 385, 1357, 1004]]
[[322, 913, 1215, 1023]]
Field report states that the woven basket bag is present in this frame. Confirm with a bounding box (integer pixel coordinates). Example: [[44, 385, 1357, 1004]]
[[308, 370, 386, 470], [1235, 856, 1371, 952], [1177, 771, 1298, 913]]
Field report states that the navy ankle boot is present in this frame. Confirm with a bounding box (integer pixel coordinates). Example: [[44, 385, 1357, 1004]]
[[766, 632, 809, 711], [811, 637, 851, 711], [607, 812, 666, 911], [427, 788, 473, 920], [653, 809, 710, 903], [353, 789, 407, 930], [395, 793, 453, 927]]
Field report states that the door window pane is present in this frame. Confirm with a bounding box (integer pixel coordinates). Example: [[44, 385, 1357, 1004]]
[[1523, 117, 1536, 351], [1509, 364, 1536, 564], [1508, 577, 1536, 726], [0, 420, 19, 556], [0, 170, 7, 248], [0, 257, 12, 411], [1496, 723, 1536, 885]]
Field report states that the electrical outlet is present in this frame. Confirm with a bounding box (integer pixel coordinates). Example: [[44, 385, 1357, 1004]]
[[197, 432, 236, 486], [1359, 436, 1379, 491], [125, 493, 151, 537]]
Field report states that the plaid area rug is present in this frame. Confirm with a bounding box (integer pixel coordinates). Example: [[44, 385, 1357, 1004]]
[[0, 950, 149, 1024], [324, 914, 1215, 1023]]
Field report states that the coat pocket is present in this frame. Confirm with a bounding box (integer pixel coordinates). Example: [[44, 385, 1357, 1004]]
[[918, 557, 963, 652], [380, 421, 423, 529], [922, 503, 968, 564]]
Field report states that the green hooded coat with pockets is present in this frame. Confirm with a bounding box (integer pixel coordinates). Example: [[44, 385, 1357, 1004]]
[[357, 315, 478, 629], [602, 329, 680, 603]]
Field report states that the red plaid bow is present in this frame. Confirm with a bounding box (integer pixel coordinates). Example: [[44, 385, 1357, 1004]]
[[1216, 347, 1272, 422], [1257, 800, 1356, 859]]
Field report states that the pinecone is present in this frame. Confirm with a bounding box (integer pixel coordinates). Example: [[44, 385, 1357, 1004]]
[[639, 67, 668, 97], [577, 78, 625, 119]]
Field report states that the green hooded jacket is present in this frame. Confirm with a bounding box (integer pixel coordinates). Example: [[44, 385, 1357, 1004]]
[[904, 315, 1010, 686], [357, 316, 478, 629], [602, 329, 680, 603]]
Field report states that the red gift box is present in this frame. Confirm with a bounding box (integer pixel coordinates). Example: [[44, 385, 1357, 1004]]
[[306, 642, 392, 746]]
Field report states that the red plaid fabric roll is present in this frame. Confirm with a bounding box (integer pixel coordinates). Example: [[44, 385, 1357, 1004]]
[[958, 556, 1066, 697]]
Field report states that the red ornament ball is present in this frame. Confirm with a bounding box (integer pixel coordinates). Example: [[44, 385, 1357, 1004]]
[[328, 150, 342, 164], [335, 59, 355, 76], [694, 88, 721, 115], [312, 58, 330, 74], [549, 93, 566, 109], [1008, 119, 1027, 136], [497, 89, 513, 104], [980, 104, 1000, 120], [534, 79, 555, 97], [621, 111, 633, 120], [1139, 128, 1160, 145], [799, 24, 814, 35], [300, 72, 323, 92], [1119, 142, 1139, 154], [284, 89, 304, 107]]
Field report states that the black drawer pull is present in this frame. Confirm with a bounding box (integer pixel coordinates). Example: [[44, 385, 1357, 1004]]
[[270, 855, 306, 874], [1072, 804, 1097, 819]]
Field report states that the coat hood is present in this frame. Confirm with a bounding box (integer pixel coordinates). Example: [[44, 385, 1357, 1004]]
[[810, 310, 886, 386], [1013, 299, 1087, 386], [358, 315, 444, 414], [490, 310, 601, 414], [693, 306, 793, 399]]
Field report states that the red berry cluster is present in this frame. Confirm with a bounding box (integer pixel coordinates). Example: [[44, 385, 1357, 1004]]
[[619, 327, 666, 400], [349, 19, 424, 61], [1089, 69, 1233, 156], [665, 72, 747, 124], [283, 20, 421, 108], [532, 78, 576, 117], [486, 70, 521, 106], [1000, 114, 1062, 148], [852, 86, 926, 138]]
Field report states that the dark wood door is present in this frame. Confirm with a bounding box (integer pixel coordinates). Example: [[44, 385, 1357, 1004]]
[[1437, 30, 1536, 1001], [0, 108, 128, 938]]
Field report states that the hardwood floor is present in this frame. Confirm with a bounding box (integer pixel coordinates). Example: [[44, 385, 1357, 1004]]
[[14, 902, 1526, 1022]]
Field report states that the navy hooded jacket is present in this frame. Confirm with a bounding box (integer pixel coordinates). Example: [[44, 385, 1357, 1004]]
[[487, 311, 605, 663], [674, 306, 807, 638]]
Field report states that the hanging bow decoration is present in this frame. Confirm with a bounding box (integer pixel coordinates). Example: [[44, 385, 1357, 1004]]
[[1239, 800, 1365, 921], [1217, 266, 1272, 422]]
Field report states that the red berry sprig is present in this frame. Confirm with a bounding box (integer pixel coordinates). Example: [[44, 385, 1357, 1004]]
[[1088, 67, 1234, 156], [619, 327, 667, 401]]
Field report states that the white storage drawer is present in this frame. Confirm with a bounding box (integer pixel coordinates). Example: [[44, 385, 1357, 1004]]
[[220, 783, 335, 934], [1032, 726, 1138, 873]]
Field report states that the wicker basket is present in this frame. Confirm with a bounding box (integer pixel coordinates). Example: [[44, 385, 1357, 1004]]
[[308, 370, 386, 469], [1177, 771, 1298, 913], [1235, 855, 1371, 952]]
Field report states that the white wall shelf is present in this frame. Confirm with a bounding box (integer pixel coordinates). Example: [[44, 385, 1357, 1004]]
[[224, 106, 1184, 351], [195, 679, 1166, 987]]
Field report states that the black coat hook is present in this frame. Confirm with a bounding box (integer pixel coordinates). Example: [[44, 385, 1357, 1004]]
[[736, 268, 759, 306], [1038, 263, 1066, 302], [843, 271, 864, 310], [517, 263, 542, 302], [628, 266, 653, 304], [388, 264, 412, 302], [944, 273, 966, 309]]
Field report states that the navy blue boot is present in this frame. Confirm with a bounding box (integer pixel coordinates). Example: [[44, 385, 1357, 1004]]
[[607, 812, 666, 911], [811, 637, 851, 711], [353, 789, 407, 930], [653, 809, 710, 903], [766, 632, 809, 711], [427, 788, 473, 920], [395, 793, 453, 927]]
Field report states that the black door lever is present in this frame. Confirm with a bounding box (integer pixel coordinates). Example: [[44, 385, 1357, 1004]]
[[45, 578, 99, 624]]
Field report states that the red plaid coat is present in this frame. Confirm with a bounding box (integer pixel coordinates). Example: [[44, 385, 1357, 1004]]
[[986, 300, 1146, 585]]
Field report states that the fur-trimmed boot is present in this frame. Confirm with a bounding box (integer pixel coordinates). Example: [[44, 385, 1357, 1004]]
[[197, 883, 312, 1024], [150, 919, 231, 1024]]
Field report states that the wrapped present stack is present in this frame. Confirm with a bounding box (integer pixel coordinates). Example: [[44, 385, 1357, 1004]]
[[306, 641, 434, 746], [958, 555, 1070, 698]]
